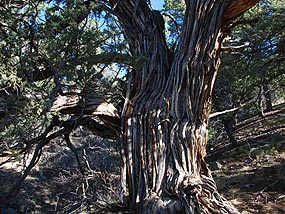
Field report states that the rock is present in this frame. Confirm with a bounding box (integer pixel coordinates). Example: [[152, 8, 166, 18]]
[[209, 161, 223, 170]]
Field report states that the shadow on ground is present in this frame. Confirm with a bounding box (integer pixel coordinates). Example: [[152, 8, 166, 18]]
[[0, 130, 122, 213], [209, 145, 285, 213]]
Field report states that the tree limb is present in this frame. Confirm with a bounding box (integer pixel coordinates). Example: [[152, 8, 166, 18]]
[[4, 126, 72, 201], [50, 92, 121, 139], [224, 0, 261, 22], [62, 116, 120, 140], [210, 98, 255, 118], [221, 42, 249, 53]]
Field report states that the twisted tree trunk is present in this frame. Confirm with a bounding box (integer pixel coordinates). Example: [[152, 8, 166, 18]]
[[109, 0, 260, 213]]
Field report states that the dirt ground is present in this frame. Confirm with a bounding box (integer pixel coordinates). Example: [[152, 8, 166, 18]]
[[0, 135, 123, 213], [208, 104, 285, 214], [209, 142, 285, 214], [0, 104, 284, 213]]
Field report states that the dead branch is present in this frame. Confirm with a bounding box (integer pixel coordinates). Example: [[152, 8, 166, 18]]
[[64, 133, 85, 174], [50, 92, 121, 139], [3, 126, 73, 202], [221, 42, 250, 53], [210, 98, 255, 118]]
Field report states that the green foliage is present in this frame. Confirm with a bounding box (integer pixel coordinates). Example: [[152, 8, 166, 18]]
[[208, 127, 216, 141], [0, 0, 126, 152], [0, 0, 283, 155], [163, 0, 185, 45], [213, 0, 285, 115]]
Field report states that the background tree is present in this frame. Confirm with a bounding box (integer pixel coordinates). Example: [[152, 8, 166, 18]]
[[210, 0, 285, 145]]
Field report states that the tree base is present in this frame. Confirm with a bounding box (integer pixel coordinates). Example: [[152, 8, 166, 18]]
[[138, 187, 239, 214]]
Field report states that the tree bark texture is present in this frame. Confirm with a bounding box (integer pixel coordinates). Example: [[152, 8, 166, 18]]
[[109, 0, 260, 213]]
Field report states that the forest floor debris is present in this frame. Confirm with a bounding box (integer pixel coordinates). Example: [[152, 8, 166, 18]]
[[0, 104, 284, 213]]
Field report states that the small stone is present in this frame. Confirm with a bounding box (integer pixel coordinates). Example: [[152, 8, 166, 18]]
[[209, 161, 223, 170]]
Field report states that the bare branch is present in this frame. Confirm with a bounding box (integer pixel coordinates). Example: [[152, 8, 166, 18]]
[[64, 133, 85, 174], [210, 98, 255, 118], [5, 126, 72, 201], [221, 42, 249, 53]]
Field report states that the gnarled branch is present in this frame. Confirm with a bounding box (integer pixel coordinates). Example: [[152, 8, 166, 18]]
[[50, 92, 121, 139], [224, 0, 261, 21]]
